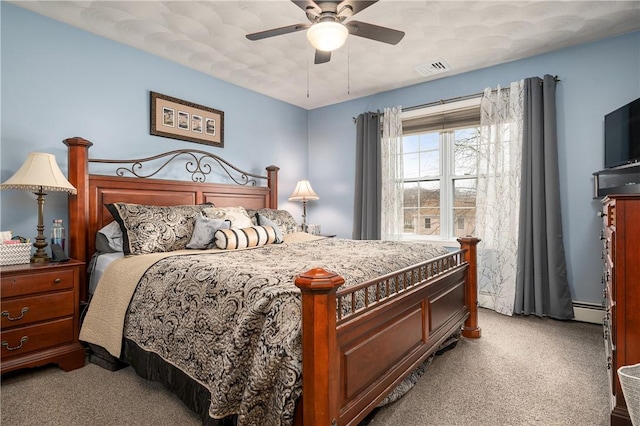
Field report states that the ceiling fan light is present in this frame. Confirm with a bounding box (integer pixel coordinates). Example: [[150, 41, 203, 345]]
[[307, 21, 348, 52]]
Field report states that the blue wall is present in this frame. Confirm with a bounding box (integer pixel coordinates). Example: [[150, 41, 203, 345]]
[[308, 31, 640, 304], [0, 2, 309, 243], [2, 3, 639, 305]]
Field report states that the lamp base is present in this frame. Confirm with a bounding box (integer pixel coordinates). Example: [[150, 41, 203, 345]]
[[31, 189, 51, 263], [31, 255, 51, 263]]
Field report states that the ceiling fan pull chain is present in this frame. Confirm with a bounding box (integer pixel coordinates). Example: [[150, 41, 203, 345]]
[[347, 38, 351, 96], [307, 44, 310, 99]]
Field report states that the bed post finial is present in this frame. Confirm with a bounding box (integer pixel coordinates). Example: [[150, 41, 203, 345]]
[[457, 236, 481, 339], [295, 268, 344, 426], [64, 137, 93, 303]]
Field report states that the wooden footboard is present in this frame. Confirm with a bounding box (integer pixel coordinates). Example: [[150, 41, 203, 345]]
[[295, 237, 480, 426]]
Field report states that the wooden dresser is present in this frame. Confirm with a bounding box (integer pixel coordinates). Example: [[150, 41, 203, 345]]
[[601, 194, 640, 426], [1, 259, 85, 374]]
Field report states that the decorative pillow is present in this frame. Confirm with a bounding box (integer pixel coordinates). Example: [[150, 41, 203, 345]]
[[203, 206, 253, 229], [95, 221, 123, 253], [106, 203, 207, 255], [186, 214, 231, 249], [256, 213, 283, 243], [214, 225, 277, 250], [251, 208, 298, 234]]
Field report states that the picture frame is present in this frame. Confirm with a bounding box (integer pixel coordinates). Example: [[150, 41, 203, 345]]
[[150, 91, 224, 148]]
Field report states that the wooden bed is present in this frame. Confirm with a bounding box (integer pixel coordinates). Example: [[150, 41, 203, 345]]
[[65, 136, 481, 426]]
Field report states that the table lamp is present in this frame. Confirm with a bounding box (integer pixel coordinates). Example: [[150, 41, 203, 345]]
[[288, 180, 319, 233], [1, 152, 77, 262]]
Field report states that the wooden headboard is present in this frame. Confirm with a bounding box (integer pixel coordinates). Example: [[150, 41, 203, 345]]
[[64, 137, 279, 302]]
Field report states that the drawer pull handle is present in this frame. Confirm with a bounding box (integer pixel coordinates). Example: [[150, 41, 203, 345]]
[[1, 307, 29, 321], [1, 336, 28, 351], [53, 278, 62, 284]]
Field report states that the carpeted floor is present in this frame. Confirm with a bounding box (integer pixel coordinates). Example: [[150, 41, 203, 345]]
[[1, 308, 609, 425]]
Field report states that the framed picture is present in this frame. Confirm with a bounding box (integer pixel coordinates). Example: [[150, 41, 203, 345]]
[[150, 91, 224, 148]]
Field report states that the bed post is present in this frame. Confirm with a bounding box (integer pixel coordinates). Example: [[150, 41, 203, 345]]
[[294, 268, 344, 426], [266, 165, 279, 208], [64, 137, 93, 303], [457, 237, 481, 338]]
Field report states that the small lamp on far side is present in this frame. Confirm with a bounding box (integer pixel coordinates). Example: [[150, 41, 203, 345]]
[[1, 152, 77, 262], [289, 180, 319, 233]]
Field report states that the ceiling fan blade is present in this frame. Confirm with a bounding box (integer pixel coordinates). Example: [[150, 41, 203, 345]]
[[337, 1, 377, 17], [345, 20, 405, 45], [246, 23, 311, 41], [315, 50, 331, 64]]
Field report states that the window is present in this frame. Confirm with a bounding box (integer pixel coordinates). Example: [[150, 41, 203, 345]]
[[400, 99, 480, 241]]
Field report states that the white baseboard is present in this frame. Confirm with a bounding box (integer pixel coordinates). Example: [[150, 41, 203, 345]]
[[573, 303, 604, 324]]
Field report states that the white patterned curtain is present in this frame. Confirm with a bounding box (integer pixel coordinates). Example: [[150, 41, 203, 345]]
[[476, 81, 524, 315], [381, 106, 404, 241]]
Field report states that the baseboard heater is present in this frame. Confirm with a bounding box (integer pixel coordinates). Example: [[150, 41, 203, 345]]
[[478, 296, 604, 324], [572, 302, 604, 324]]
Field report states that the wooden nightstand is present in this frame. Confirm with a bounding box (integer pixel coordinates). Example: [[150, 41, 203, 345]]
[[1, 259, 85, 374]]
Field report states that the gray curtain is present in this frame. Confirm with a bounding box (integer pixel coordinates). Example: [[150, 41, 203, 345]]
[[514, 75, 574, 319], [353, 112, 381, 240]]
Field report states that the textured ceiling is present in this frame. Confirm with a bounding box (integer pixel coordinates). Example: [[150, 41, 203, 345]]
[[11, 1, 640, 110]]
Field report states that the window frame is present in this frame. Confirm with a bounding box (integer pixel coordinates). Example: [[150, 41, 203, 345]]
[[400, 98, 481, 244]]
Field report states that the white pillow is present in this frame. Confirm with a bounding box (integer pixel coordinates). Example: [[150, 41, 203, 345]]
[[214, 225, 277, 250], [203, 206, 253, 229]]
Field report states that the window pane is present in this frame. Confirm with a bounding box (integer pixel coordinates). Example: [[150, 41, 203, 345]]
[[419, 133, 439, 151], [420, 151, 440, 177], [453, 179, 476, 207], [403, 208, 418, 233], [403, 182, 419, 207], [453, 178, 476, 237], [403, 135, 420, 153], [419, 207, 440, 236], [403, 153, 420, 179], [454, 127, 479, 176], [402, 181, 440, 236]]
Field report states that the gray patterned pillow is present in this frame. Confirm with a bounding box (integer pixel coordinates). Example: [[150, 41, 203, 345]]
[[251, 208, 298, 234], [106, 203, 208, 255], [186, 214, 231, 249], [256, 213, 283, 243], [95, 221, 123, 253]]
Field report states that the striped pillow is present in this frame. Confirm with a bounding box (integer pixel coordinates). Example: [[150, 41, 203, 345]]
[[214, 225, 277, 250]]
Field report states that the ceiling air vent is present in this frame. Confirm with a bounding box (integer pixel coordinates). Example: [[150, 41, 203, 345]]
[[414, 60, 451, 77]]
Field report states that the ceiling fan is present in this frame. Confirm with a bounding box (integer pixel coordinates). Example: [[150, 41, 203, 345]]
[[246, 0, 405, 64]]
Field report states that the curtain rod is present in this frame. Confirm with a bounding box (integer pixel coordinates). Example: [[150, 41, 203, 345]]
[[353, 75, 560, 122], [403, 76, 560, 113], [402, 92, 482, 113]]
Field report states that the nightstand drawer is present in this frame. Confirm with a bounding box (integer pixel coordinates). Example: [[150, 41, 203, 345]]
[[1, 291, 74, 329], [1, 268, 75, 298], [1, 317, 75, 359]]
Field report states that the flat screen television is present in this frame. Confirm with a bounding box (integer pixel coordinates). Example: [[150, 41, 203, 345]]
[[604, 97, 640, 169]]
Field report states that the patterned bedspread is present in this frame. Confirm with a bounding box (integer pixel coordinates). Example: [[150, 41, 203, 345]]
[[108, 237, 448, 425]]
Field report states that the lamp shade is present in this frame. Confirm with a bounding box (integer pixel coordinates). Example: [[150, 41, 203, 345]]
[[307, 21, 348, 52], [289, 180, 319, 201], [1, 152, 76, 194]]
